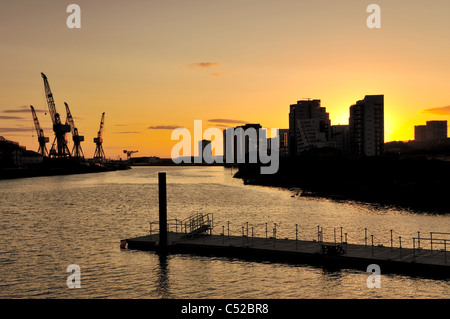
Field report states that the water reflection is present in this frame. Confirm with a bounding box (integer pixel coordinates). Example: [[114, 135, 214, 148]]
[[0, 166, 448, 298], [155, 253, 170, 298]]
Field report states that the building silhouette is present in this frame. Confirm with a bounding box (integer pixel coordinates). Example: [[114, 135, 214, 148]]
[[349, 95, 384, 156], [331, 125, 350, 152], [278, 129, 289, 157], [198, 139, 212, 163], [0, 136, 43, 167], [223, 124, 262, 164], [288, 99, 332, 156], [415, 121, 447, 141]]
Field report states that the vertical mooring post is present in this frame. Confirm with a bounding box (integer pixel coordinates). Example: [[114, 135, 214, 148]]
[[158, 172, 168, 247]]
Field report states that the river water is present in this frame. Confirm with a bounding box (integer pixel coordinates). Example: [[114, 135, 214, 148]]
[[0, 166, 448, 298]]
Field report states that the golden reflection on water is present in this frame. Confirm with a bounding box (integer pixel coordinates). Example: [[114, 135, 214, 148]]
[[0, 166, 448, 298]]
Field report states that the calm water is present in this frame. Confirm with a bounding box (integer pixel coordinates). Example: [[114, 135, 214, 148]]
[[0, 166, 448, 299]]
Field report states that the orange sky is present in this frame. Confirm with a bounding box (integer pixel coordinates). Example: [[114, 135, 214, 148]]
[[1, 0, 449, 159]]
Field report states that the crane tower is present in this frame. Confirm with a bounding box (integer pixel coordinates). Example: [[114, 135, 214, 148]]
[[30, 105, 49, 157], [41, 73, 71, 158], [93, 112, 106, 162], [123, 150, 138, 161], [64, 102, 85, 159]]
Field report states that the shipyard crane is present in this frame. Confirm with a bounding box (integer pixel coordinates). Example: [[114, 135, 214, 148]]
[[64, 102, 85, 159], [41, 72, 71, 158], [30, 105, 49, 157], [123, 150, 138, 161], [93, 112, 106, 162]]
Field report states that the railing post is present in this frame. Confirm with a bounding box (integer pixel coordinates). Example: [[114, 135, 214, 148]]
[[417, 231, 420, 250], [430, 232, 433, 253], [445, 240, 447, 263], [265, 223, 268, 239], [246, 222, 249, 237], [334, 228, 337, 245], [340, 227, 343, 244], [273, 223, 277, 247], [365, 228, 368, 248], [413, 238, 415, 259], [317, 225, 320, 242], [252, 227, 254, 244], [274, 223, 277, 239], [227, 221, 230, 238], [210, 216, 212, 236], [371, 235, 374, 256], [399, 236, 402, 259]]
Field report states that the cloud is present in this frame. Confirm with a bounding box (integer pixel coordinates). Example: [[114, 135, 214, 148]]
[[2, 105, 46, 114], [208, 119, 248, 124], [211, 71, 231, 77], [0, 127, 33, 133], [0, 116, 25, 120], [419, 105, 450, 115], [148, 125, 182, 130], [188, 62, 221, 69], [114, 131, 141, 134]]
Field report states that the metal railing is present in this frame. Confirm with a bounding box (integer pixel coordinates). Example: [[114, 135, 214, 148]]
[[149, 213, 214, 236], [148, 218, 448, 263]]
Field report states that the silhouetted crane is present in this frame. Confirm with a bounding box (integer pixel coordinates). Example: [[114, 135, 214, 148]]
[[41, 72, 71, 158], [30, 105, 49, 157], [93, 112, 105, 162], [64, 102, 85, 159], [123, 150, 138, 161]]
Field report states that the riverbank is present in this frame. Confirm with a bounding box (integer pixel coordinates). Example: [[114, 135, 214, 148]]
[[234, 150, 450, 214], [0, 158, 130, 180]]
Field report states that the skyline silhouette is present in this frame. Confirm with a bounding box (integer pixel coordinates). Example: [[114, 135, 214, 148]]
[[1, 1, 450, 159]]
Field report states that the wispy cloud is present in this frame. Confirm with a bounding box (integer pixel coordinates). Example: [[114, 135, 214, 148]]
[[211, 71, 231, 77], [0, 127, 33, 133], [2, 105, 46, 114], [208, 119, 248, 124], [419, 105, 450, 115], [115, 122, 147, 127], [0, 116, 25, 120], [114, 131, 141, 134], [188, 62, 221, 69], [148, 125, 182, 130]]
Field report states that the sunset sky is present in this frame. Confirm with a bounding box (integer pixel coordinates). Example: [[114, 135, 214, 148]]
[[1, 0, 449, 159]]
